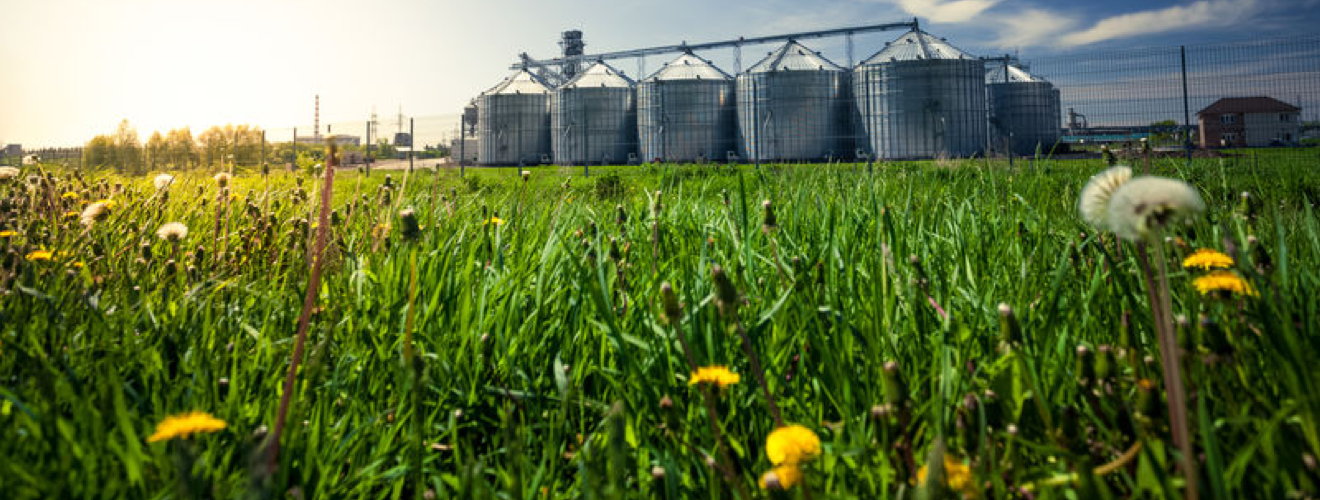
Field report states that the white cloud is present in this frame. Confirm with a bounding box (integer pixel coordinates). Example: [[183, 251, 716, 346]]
[[1059, 0, 1263, 46], [988, 0, 1268, 48], [877, 0, 1001, 24], [992, 8, 1078, 48]]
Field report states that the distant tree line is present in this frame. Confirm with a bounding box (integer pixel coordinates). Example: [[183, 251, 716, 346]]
[[83, 120, 266, 173], [82, 120, 450, 172]]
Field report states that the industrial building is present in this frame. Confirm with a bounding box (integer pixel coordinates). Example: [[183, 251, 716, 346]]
[[854, 30, 987, 160], [737, 41, 851, 162], [478, 69, 553, 165], [461, 22, 1068, 165], [552, 61, 637, 164], [987, 62, 1062, 156], [637, 53, 736, 163]]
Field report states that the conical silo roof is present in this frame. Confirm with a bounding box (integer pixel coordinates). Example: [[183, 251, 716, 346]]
[[861, 30, 975, 63], [486, 69, 553, 95], [747, 41, 844, 73], [643, 52, 732, 81], [986, 63, 1044, 83], [562, 61, 635, 88]]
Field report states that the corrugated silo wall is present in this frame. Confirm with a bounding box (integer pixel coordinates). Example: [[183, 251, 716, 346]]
[[551, 87, 638, 164], [637, 80, 736, 163], [988, 82, 1062, 156], [854, 59, 987, 160], [736, 71, 852, 162], [478, 93, 551, 165]]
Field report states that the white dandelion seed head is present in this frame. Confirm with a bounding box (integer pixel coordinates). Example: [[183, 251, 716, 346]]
[[1078, 166, 1133, 229], [80, 201, 111, 227], [154, 174, 175, 191], [156, 222, 189, 242], [1105, 176, 1205, 242], [213, 172, 231, 187], [0, 166, 19, 180]]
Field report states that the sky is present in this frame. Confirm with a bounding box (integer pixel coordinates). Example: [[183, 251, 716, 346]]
[[3, 0, 1319, 148]]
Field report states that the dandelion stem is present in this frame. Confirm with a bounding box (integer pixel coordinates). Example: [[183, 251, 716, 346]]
[[672, 321, 749, 500], [1136, 241, 1198, 500], [269, 144, 336, 472], [733, 317, 784, 427]]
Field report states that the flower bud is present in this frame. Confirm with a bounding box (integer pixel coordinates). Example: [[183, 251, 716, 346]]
[[399, 208, 421, 240], [660, 282, 683, 324], [761, 200, 778, 233], [997, 303, 1019, 345], [710, 265, 740, 316]]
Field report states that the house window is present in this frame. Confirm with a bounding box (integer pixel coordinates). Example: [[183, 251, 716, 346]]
[[1222, 132, 1238, 144], [1220, 114, 1235, 124], [1281, 113, 1292, 122]]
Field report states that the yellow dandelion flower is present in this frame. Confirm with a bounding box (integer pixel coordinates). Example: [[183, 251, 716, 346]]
[[765, 424, 821, 466], [915, 455, 975, 497], [147, 411, 227, 442], [688, 366, 740, 389], [484, 217, 505, 226], [0, 230, 17, 238], [759, 464, 803, 490], [62, 191, 80, 199], [64, 211, 79, 219], [1193, 270, 1257, 297], [26, 250, 53, 261], [1182, 248, 1233, 270]]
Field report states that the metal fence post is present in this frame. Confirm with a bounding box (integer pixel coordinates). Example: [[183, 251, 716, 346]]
[[1181, 45, 1193, 168], [409, 117, 414, 173]]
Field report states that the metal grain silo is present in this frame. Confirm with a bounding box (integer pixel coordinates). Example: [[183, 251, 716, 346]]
[[551, 61, 637, 165], [854, 30, 987, 160], [637, 52, 736, 163], [454, 99, 481, 163], [478, 69, 552, 165], [737, 41, 850, 162], [986, 62, 1061, 156]]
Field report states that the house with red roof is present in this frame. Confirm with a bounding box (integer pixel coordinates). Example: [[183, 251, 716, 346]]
[[1197, 97, 1301, 148]]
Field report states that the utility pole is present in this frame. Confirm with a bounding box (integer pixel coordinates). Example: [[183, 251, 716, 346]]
[[292, 127, 297, 172], [365, 120, 372, 176]]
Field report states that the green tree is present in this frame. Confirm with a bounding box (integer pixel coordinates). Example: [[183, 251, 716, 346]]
[[83, 135, 114, 168], [197, 126, 229, 168], [113, 119, 142, 173], [166, 127, 197, 169], [1150, 119, 1179, 144], [145, 131, 168, 171], [374, 138, 396, 160]]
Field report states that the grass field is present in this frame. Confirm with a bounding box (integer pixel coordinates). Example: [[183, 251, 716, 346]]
[[2, 156, 1319, 499]]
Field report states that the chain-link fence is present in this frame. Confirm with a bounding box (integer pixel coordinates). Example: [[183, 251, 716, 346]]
[[1025, 34, 1320, 170]]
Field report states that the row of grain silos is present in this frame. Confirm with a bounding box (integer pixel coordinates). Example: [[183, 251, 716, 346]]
[[470, 29, 1061, 165]]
